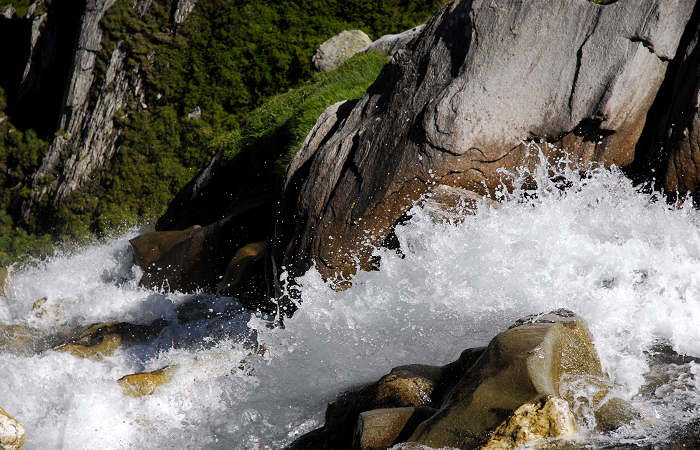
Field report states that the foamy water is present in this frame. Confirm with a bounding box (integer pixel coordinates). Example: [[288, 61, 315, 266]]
[[2, 153, 700, 448]]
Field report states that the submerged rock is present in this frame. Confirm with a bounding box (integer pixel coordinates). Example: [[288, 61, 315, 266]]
[[594, 397, 640, 432], [482, 396, 577, 449], [118, 366, 177, 397], [0, 407, 25, 450], [0, 324, 49, 356], [312, 30, 373, 72]]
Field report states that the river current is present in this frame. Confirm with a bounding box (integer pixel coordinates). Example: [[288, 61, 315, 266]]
[[2, 154, 700, 448]]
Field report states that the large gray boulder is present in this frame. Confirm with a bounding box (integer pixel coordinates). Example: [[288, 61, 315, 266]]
[[312, 30, 373, 72], [365, 25, 425, 57], [277, 0, 697, 281]]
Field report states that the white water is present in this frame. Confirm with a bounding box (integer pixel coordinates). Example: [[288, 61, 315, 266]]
[[2, 155, 700, 449]]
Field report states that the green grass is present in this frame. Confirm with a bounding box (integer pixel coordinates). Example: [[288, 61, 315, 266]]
[[223, 51, 389, 180]]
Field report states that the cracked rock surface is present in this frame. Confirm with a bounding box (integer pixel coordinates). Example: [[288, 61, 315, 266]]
[[277, 0, 697, 280]]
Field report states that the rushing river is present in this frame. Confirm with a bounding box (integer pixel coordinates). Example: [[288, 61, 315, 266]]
[[2, 155, 700, 449]]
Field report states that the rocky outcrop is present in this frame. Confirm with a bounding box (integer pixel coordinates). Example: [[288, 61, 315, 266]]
[[289, 310, 623, 450], [277, 0, 697, 281], [0, 407, 25, 450], [312, 30, 373, 72]]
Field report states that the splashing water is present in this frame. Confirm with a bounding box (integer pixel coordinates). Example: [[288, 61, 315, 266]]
[[2, 153, 700, 448]]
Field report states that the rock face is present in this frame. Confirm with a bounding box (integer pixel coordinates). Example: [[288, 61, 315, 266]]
[[17, 0, 197, 222], [630, 5, 700, 198], [0, 407, 25, 450], [277, 0, 697, 281], [312, 30, 373, 72]]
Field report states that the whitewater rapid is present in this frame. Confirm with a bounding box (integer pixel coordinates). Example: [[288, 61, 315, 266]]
[[2, 158, 700, 448]]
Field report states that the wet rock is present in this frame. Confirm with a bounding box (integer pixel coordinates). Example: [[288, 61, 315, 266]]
[[0, 407, 25, 450], [118, 365, 177, 397], [312, 30, 373, 72], [482, 396, 577, 449], [409, 310, 605, 449], [54, 320, 166, 360], [216, 241, 267, 295], [594, 397, 640, 432], [278, 0, 696, 281], [288, 349, 486, 449], [352, 407, 435, 450], [0, 266, 8, 296], [365, 25, 424, 57]]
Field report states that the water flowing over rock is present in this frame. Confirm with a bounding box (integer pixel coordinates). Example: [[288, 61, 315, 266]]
[[118, 365, 177, 397], [0, 407, 25, 450], [277, 0, 697, 281], [289, 310, 616, 450], [312, 30, 373, 72]]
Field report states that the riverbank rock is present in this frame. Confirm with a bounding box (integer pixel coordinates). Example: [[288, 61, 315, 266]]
[[312, 30, 373, 72], [277, 0, 697, 281], [0, 407, 25, 450], [118, 365, 177, 397], [482, 396, 577, 449]]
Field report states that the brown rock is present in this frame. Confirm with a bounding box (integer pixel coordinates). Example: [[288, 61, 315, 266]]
[[0, 407, 25, 450], [118, 365, 177, 397], [375, 367, 438, 408], [0, 324, 48, 356], [409, 310, 606, 449], [55, 334, 122, 360], [481, 396, 577, 449], [352, 407, 435, 450]]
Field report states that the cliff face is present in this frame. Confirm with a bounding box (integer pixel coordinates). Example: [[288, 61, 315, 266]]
[[6, 0, 196, 222], [277, 0, 698, 280]]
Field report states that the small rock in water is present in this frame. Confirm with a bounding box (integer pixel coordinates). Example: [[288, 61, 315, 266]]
[[118, 366, 178, 397], [353, 407, 435, 450], [0, 407, 25, 450], [482, 396, 577, 449], [594, 397, 640, 432]]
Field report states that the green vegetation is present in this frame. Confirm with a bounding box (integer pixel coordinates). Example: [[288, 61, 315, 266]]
[[0, 0, 445, 264]]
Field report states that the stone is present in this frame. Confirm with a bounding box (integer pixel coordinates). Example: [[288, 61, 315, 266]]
[[420, 185, 499, 223], [54, 320, 166, 360], [0, 266, 8, 296], [375, 367, 439, 408], [0, 407, 25, 450], [118, 365, 177, 397], [216, 241, 267, 294], [594, 397, 640, 432], [277, 0, 697, 281], [409, 310, 606, 449], [172, 0, 195, 25], [352, 407, 435, 450], [482, 396, 577, 449], [365, 25, 424, 57], [312, 30, 373, 72]]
